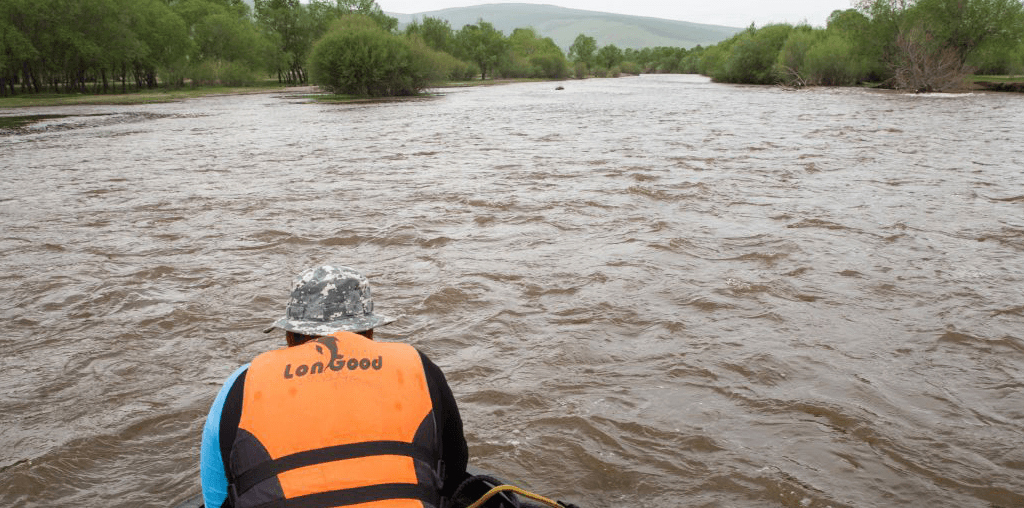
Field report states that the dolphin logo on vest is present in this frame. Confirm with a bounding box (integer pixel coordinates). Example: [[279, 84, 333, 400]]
[[283, 336, 383, 379]]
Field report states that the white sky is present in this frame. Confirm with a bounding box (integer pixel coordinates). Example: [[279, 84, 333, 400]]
[[374, 1, 858, 28]]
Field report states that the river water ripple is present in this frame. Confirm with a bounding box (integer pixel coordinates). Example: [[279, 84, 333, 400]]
[[1, 75, 1023, 507]]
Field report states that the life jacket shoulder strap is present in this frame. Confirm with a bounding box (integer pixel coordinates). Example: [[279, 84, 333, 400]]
[[232, 440, 438, 498]]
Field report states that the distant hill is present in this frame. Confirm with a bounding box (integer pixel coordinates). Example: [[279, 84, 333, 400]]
[[240, 1, 739, 50], [390, 3, 742, 50]]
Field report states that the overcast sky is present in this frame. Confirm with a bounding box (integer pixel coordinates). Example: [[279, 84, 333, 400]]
[[375, 1, 857, 28]]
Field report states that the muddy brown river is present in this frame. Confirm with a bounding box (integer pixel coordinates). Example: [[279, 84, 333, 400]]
[[1, 75, 1023, 507]]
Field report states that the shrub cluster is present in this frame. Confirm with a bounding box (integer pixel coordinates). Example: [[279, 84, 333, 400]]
[[309, 17, 425, 96], [693, 1, 1024, 91]]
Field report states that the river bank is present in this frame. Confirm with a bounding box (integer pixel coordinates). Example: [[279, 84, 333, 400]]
[[0, 76, 566, 109], [0, 84, 310, 108], [4, 73, 1022, 112], [0, 78, 564, 130], [973, 81, 1024, 92]]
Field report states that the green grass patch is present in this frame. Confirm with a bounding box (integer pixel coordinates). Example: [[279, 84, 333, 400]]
[[0, 84, 296, 108], [0, 77, 569, 109], [0, 114, 70, 129], [971, 75, 1024, 83], [971, 75, 1024, 92]]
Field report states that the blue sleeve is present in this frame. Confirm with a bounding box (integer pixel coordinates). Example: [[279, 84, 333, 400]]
[[200, 364, 249, 508]]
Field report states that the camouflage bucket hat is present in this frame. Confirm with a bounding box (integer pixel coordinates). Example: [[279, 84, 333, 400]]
[[263, 265, 396, 335]]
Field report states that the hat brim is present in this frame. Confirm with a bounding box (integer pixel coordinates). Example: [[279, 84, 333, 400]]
[[263, 313, 396, 335]]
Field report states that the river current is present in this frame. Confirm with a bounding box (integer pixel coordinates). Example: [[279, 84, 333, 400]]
[[1, 75, 1022, 507]]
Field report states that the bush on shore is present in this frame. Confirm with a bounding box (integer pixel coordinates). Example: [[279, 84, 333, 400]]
[[308, 16, 429, 96], [712, 24, 795, 84]]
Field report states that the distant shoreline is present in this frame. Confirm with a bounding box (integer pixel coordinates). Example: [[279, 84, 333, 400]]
[[3, 75, 1021, 110], [0, 78, 573, 108]]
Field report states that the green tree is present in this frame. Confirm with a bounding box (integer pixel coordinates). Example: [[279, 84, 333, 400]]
[[0, 0, 43, 94], [910, 0, 1024, 64], [405, 16, 454, 53], [857, 0, 1024, 90], [595, 44, 624, 70], [404, 33, 478, 81], [1, 0, 282, 95], [568, 33, 597, 69], [124, 0, 192, 88], [255, 0, 311, 83], [169, 0, 283, 87], [191, 13, 272, 84], [826, 8, 886, 80], [15, 0, 189, 93], [192, 14, 264, 65], [454, 20, 507, 80], [0, 17, 38, 94], [500, 27, 568, 79], [775, 28, 821, 85], [194, 0, 252, 17], [644, 46, 688, 73], [305, 0, 339, 40], [421, 16, 454, 53], [714, 24, 795, 84], [970, 39, 1024, 74], [307, 0, 396, 35], [855, 0, 906, 69], [804, 34, 867, 85], [507, 27, 541, 56], [680, 45, 705, 74], [172, 0, 230, 28], [343, 0, 397, 32], [697, 41, 730, 77], [64, 0, 120, 92], [827, 8, 872, 36]]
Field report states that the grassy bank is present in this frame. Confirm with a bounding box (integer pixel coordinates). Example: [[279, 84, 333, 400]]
[[970, 75, 1024, 93], [0, 114, 69, 129], [971, 75, 1024, 83], [0, 84, 299, 108], [8, 73, 1012, 111], [0, 78, 547, 108], [299, 77, 567, 103]]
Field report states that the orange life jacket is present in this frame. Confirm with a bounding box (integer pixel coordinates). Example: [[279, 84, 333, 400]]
[[228, 331, 442, 508]]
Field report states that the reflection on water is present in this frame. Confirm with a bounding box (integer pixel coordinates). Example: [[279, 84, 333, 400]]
[[2, 75, 1023, 507]]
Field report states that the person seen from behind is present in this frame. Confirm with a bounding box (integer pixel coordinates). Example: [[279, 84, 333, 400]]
[[200, 265, 468, 508]]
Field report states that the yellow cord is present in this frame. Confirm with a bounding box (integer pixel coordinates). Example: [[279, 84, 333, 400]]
[[465, 484, 563, 508]]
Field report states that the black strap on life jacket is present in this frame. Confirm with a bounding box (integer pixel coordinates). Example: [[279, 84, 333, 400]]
[[250, 483, 438, 508], [231, 440, 438, 503]]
